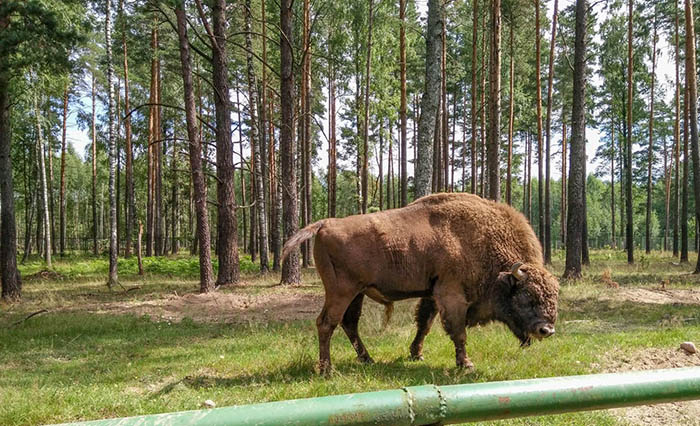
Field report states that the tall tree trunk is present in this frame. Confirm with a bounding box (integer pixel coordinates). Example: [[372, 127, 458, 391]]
[[544, 0, 558, 263], [362, 0, 374, 211], [685, 0, 700, 273], [471, 0, 478, 194], [400, 0, 408, 205], [301, 0, 312, 264], [171, 136, 179, 254], [415, 0, 442, 198], [235, 81, 247, 253], [506, 20, 514, 205], [535, 0, 544, 245], [205, 0, 241, 284], [487, 0, 501, 201], [146, 22, 157, 257], [441, 16, 448, 192], [121, 0, 134, 258], [91, 73, 98, 256], [563, 0, 588, 279], [0, 69, 21, 300], [33, 93, 51, 269], [681, 86, 689, 262], [59, 85, 68, 257], [479, 17, 487, 198], [245, 0, 269, 273], [379, 125, 384, 208], [175, 1, 214, 292], [280, 0, 301, 284], [625, 0, 634, 264], [611, 120, 616, 248], [526, 132, 532, 220], [673, 2, 681, 257], [646, 11, 657, 254], [328, 63, 337, 217], [664, 133, 670, 252], [105, 0, 118, 287], [561, 121, 567, 245]]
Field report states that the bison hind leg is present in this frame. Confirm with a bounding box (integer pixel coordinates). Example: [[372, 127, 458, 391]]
[[341, 294, 374, 364], [410, 297, 438, 361]]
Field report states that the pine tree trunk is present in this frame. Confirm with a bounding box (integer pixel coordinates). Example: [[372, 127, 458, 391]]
[[207, 0, 241, 284], [34, 93, 52, 269], [611, 120, 616, 248], [470, 0, 478, 195], [684, 0, 700, 273], [302, 0, 312, 264], [544, 0, 558, 263], [664, 132, 670, 252], [328, 63, 337, 217], [561, 121, 567, 245], [681, 86, 689, 262], [245, 0, 269, 273], [625, 0, 634, 264], [361, 0, 374, 211], [235, 82, 247, 252], [646, 12, 657, 254], [59, 85, 68, 257], [280, 0, 301, 284], [120, 0, 134, 259], [563, 0, 588, 279], [91, 73, 98, 256], [506, 20, 514, 205], [415, 0, 442, 198], [175, 1, 214, 292], [535, 0, 544, 245], [1, 69, 22, 300], [487, 0, 501, 201], [105, 0, 118, 287], [673, 3, 680, 257], [479, 17, 486, 198], [441, 17, 449, 192], [400, 0, 408, 205], [146, 23, 157, 257]]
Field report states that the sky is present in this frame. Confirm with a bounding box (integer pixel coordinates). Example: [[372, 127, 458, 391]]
[[64, 0, 677, 186]]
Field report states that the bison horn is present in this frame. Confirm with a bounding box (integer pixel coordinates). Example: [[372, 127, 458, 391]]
[[511, 262, 527, 281]]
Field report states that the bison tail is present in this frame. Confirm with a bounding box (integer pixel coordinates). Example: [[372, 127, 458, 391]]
[[281, 220, 325, 263], [381, 302, 394, 330]]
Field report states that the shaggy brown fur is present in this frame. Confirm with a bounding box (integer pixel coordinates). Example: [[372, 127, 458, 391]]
[[283, 193, 559, 374]]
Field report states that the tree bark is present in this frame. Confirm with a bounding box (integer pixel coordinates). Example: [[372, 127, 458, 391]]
[[625, 0, 634, 264], [245, 0, 269, 273], [121, 0, 134, 258], [611, 120, 616, 248], [105, 0, 118, 287], [506, 19, 514, 205], [175, 1, 214, 292], [685, 0, 700, 272], [561, 121, 567, 245], [470, 0, 478, 194], [544, 0, 558, 263], [535, 0, 544, 245], [33, 93, 51, 269], [1, 70, 21, 300], [645, 12, 657, 254], [328, 62, 337, 217], [415, 0, 443, 198], [400, 0, 408, 205], [361, 0, 374, 211], [280, 0, 300, 284], [206, 0, 241, 284], [91, 73, 98, 256], [487, 0, 501, 201], [682, 86, 689, 262], [673, 2, 680, 257], [563, 0, 588, 279], [59, 85, 68, 257]]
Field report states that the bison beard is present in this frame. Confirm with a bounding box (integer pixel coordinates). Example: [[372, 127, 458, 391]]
[[282, 193, 559, 375]]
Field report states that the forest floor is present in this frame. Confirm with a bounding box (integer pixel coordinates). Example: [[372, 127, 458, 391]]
[[2, 250, 700, 425]]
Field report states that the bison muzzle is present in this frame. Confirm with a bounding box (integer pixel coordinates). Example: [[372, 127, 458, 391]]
[[282, 193, 559, 375]]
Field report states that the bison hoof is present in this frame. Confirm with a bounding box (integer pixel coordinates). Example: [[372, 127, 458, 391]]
[[358, 355, 374, 364], [409, 353, 424, 361], [318, 361, 332, 376], [456, 360, 474, 369]]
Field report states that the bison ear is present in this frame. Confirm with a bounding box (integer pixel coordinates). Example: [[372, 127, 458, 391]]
[[497, 271, 518, 294]]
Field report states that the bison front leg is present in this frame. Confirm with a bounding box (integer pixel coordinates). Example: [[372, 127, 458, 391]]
[[435, 289, 474, 369], [409, 297, 437, 361], [341, 294, 373, 364]]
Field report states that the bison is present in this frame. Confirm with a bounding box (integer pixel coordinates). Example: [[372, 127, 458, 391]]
[[282, 193, 559, 374]]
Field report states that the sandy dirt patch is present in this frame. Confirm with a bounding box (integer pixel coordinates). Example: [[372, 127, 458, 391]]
[[70, 287, 325, 324], [605, 347, 700, 425], [602, 288, 700, 306]]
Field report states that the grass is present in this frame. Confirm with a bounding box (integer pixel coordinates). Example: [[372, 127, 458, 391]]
[[1, 250, 699, 425]]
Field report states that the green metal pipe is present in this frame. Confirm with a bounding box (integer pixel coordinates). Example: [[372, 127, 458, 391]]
[[60, 367, 700, 426]]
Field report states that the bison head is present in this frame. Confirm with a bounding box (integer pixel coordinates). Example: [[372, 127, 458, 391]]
[[495, 262, 559, 347]]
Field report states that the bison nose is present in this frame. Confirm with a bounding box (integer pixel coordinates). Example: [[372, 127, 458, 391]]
[[538, 325, 555, 338]]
